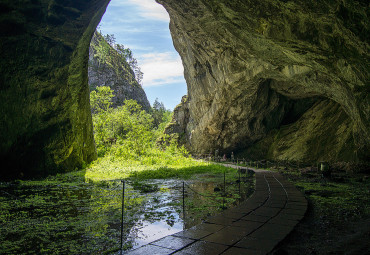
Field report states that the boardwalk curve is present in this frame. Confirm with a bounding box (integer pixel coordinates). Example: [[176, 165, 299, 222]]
[[124, 166, 307, 255]]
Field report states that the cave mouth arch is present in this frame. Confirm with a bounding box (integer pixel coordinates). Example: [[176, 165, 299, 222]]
[[0, 0, 368, 180]]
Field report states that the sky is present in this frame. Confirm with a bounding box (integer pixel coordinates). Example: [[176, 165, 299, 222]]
[[98, 0, 187, 110]]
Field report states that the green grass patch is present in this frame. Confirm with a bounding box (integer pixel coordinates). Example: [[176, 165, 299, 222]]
[[85, 154, 231, 181]]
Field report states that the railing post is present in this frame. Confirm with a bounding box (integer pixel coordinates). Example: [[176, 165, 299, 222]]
[[120, 180, 125, 252], [238, 168, 241, 204], [223, 171, 226, 209], [182, 181, 185, 219]]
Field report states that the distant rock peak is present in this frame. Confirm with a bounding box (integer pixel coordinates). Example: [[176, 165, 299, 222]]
[[88, 31, 151, 111]]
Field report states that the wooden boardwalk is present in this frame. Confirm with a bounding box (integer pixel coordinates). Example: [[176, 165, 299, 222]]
[[124, 167, 307, 255]]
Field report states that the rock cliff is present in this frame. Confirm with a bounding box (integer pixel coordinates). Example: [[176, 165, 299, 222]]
[[88, 32, 151, 111], [159, 0, 369, 162]]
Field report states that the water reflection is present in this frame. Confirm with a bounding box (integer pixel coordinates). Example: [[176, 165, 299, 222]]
[[122, 173, 254, 251]]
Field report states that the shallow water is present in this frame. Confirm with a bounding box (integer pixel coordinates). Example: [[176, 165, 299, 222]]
[[0, 172, 254, 254], [122, 174, 254, 251]]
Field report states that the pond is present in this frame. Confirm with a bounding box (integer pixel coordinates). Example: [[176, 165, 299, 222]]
[[0, 170, 254, 254]]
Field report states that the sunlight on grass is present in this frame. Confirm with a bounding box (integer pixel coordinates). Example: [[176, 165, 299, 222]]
[[85, 154, 232, 181]]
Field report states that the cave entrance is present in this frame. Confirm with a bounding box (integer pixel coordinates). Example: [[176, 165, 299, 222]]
[[92, 0, 187, 111]]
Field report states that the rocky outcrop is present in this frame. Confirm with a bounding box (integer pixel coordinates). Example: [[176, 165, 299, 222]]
[[164, 95, 190, 145], [88, 32, 151, 111], [158, 0, 369, 162]]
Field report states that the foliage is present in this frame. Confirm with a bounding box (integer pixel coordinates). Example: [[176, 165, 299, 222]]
[[90, 86, 176, 161], [90, 86, 114, 113], [279, 168, 370, 224], [94, 33, 111, 66], [151, 98, 171, 129], [92, 98, 154, 157], [88, 86, 227, 182], [86, 154, 213, 182], [0, 172, 133, 255]]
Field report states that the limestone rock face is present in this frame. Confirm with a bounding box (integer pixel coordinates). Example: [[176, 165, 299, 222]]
[[0, 0, 110, 179], [164, 95, 190, 145], [158, 0, 369, 161], [88, 32, 151, 111]]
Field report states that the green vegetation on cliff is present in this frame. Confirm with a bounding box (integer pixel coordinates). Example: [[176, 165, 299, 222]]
[[91, 31, 143, 86]]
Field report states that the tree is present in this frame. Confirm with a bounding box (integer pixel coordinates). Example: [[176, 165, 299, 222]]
[[93, 31, 144, 86], [152, 98, 168, 128], [90, 86, 114, 113], [94, 37, 110, 66], [104, 34, 116, 46], [107, 36, 143, 85], [115, 44, 133, 61]]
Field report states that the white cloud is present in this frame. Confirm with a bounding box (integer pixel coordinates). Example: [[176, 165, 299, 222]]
[[126, 0, 170, 22], [139, 52, 184, 87]]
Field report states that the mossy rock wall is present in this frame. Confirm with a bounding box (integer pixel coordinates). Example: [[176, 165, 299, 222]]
[[0, 0, 110, 179]]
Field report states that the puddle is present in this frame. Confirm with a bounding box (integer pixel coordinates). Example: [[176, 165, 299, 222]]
[[130, 219, 183, 248], [123, 179, 184, 249]]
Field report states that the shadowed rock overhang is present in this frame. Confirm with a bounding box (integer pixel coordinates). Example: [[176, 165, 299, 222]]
[[160, 0, 369, 162]]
